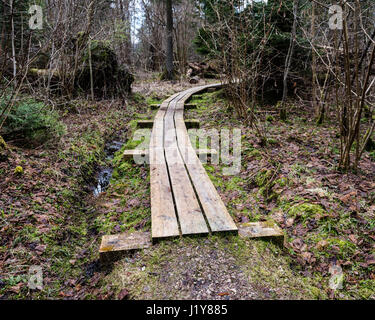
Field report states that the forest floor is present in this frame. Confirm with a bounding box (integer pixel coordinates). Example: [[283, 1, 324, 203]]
[[1, 77, 375, 300]]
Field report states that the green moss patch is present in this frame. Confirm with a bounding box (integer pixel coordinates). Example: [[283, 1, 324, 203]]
[[288, 203, 326, 220]]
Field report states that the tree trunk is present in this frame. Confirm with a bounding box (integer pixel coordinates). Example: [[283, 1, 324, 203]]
[[280, 0, 299, 120], [10, 0, 17, 85], [165, 0, 174, 80], [118, 0, 132, 65]]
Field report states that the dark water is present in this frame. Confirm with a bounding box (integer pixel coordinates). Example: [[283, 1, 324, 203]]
[[93, 139, 124, 196]]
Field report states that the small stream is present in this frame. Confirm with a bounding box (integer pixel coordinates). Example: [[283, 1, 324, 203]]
[[92, 139, 125, 197]]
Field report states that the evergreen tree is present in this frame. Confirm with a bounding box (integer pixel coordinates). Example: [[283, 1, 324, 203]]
[[195, 0, 309, 102]]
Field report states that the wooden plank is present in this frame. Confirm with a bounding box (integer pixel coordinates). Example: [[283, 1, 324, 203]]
[[238, 221, 284, 240], [123, 149, 149, 161], [138, 119, 199, 129], [100, 232, 152, 262], [137, 120, 154, 129], [150, 94, 180, 240], [164, 96, 209, 236], [150, 104, 161, 110], [100, 232, 152, 254], [174, 88, 238, 234], [185, 119, 200, 129]]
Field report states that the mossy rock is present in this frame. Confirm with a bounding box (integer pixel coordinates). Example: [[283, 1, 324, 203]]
[[288, 203, 325, 220], [75, 40, 134, 98]]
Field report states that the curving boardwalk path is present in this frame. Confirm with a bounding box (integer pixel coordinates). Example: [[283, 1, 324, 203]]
[[150, 83, 238, 241]]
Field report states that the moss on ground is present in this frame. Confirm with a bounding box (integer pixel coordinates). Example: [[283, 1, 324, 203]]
[[0, 135, 6, 151], [183, 89, 375, 300], [0, 99, 139, 300], [93, 98, 152, 236], [288, 203, 326, 220]]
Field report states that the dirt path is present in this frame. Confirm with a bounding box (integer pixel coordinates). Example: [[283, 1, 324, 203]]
[[103, 236, 324, 300]]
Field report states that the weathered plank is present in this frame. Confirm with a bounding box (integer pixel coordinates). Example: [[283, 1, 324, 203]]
[[175, 87, 238, 234], [99, 232, 152, 262], [164, 96, 209, 236], [150, 94, 180, 240], [238, 221, 284, 240], [100, 232, 152, 254], [150, 104, 161, 110], [123, 149, 149, 161], [138, 119, 199, 129], [185, 119, 200, 129], [137, 120, 154, 129]]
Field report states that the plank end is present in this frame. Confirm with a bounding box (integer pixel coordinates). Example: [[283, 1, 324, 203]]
[[137, 120, 154, 129], [149, 104, 161, 110], [185, 119, 200, 129], [100, 232, 152, 263], [123, 149, 149, 162], [238, 221, 284, 244]]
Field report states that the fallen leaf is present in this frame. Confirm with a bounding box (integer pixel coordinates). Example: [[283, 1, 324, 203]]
[[286, 218, 294, 228], [9, 283, 24, 293], [35, 245, 47, 255], [241, 216, 249, 223], [127, 198, 141, 208], [290, 238, 305, 252], [348, 234, 358, 244], [302, 252, 316, 264], [218, 292, 230, 297], [366, 255, 375, 265], [316, 240, 328, 250], [118, 289, 129, 300]]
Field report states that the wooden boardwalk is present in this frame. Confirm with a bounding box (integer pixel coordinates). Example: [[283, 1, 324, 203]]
[[150, 83, 238, 241]]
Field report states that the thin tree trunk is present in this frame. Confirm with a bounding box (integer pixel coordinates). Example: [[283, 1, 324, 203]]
[[165, 0, 174, 80], [88, 37, 94, 100], [10, 0, 17, 86], [119, 0, 132, 65], [312, 1, 324, 124], [280, 0, 299, 120]]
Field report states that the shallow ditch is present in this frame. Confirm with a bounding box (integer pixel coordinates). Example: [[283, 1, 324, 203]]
[[92, 135, 127, 196]]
